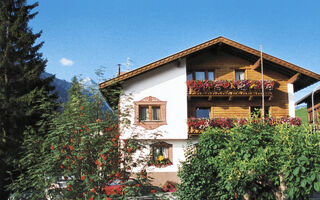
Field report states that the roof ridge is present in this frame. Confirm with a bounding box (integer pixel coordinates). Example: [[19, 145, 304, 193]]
[[99, 36, 320, 89]]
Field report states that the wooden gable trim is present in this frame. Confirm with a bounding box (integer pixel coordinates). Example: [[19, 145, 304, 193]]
[[219, 37, 319, 80], [252, 58, 261, 70], [99, 37, 222, 88], [99, 36, 320, 89], [288, 73, 301, 84]]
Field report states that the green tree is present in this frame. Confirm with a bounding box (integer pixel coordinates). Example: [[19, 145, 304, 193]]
[[9, 77, 148, 199], [0, 0, 57, 198]]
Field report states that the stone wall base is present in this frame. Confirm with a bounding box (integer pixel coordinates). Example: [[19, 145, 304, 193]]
[[148, 172, 180, 186]]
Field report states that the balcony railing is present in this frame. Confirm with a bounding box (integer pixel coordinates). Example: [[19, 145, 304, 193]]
[[187, 80, 276, 97], [187, 117, 302, 136]]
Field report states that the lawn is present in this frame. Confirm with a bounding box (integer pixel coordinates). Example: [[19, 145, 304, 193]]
[[296, 107, 308, 124]]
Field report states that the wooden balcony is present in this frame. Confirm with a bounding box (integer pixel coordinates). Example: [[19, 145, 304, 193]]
[[187, 80, 276, 101], [187, 117, 301, 137], [188, 88, 273, 101], [188, 127, 204, 136]]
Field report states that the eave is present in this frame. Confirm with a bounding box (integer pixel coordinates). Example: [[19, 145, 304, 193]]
[[99, 36, 320, 92]]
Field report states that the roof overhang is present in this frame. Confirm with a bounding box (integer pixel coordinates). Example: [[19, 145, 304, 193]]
[[99, 36, 320, 92], [296, 89, 320, 105]]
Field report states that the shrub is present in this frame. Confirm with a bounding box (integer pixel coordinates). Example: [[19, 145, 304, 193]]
[[177, 129, 229, 199], [178, 122, 320, 200], [279, 125, 320, 199]]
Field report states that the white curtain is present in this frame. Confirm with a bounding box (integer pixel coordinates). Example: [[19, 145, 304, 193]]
[[152, 107, 160, 120], [235, 71, 244, 80], [162, 147, 168, 159], [139, 107, 149, 121]]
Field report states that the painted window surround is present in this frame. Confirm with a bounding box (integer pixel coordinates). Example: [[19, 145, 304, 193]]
[[134, 96, 167, 130]]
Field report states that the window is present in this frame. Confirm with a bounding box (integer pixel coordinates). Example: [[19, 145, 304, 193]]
[[196, 107, 210, 118], [153, 145, 168, 160], [187, 72, 193, 80], [250, 106, 269, 118], [235, 70, 245, 81], [139, 106, 160, 121], [152, 106, 160, 121], [139, 106, 149, 121], [208, 71, 215, 80], [150, 142, 173, 167], [187, 71, 215, 80], [134, 96, 167, 130], [195, 71, 205, 80]]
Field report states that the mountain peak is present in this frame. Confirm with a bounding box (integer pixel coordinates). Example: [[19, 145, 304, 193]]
[[80, 77, 97, 86]]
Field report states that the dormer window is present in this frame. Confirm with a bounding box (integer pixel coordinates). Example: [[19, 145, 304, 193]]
[[235, 70, 245, 80]]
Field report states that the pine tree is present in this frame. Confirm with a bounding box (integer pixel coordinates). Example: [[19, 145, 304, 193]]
[[0, 0, 57, 198]]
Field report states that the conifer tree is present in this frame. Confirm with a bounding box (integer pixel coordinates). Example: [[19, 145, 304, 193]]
[[0, 0, 57, 198]]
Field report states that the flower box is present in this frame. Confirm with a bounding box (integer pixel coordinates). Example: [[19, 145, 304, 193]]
[[187, 80, 276, 96], [148, 157, 172, 168], [187, 117, 301, 135]]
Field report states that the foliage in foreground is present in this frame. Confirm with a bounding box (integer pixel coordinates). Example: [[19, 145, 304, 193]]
[[9, 77, 149, 199], [0, 0, 58, 198], [177, 123, 320, 200]]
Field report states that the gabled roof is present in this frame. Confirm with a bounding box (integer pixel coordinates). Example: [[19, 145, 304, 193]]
[[99, 36, 320, 91], [296, 88, 320, 105]]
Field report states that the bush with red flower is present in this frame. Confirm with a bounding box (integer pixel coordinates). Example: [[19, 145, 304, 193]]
[[162, 181, 177, 192], [42, 77, 147, 199]]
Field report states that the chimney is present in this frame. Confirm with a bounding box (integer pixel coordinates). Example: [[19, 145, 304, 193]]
[[117, 64, 121, 76]]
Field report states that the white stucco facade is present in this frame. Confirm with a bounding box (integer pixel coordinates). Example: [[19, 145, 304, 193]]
[[120, 58, 188, 140], [119, 58, 190, 173], [288, 83, 295, 117]]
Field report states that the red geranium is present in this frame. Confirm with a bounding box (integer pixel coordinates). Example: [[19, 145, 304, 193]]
[[67, 184, 72, 191]]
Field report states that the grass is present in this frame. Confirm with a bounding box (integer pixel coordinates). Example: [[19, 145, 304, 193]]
[[296, 107, 308, 124]]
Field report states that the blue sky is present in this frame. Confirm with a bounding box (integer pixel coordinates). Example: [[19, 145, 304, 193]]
[[27, 0, 320, 101]]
